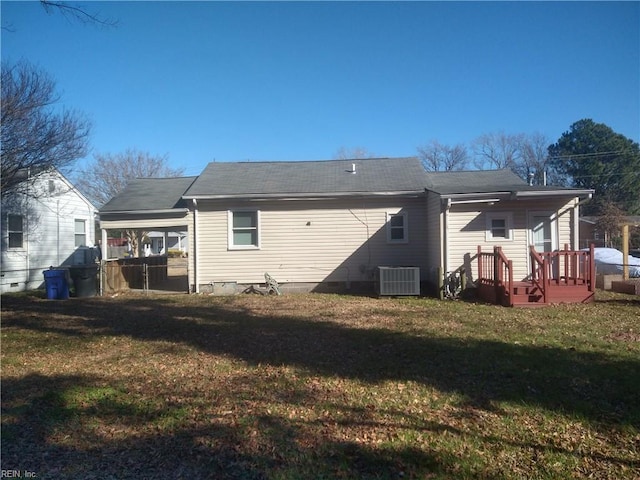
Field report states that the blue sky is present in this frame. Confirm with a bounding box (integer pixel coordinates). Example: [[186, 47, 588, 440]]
[[2, 1, 639, 176]]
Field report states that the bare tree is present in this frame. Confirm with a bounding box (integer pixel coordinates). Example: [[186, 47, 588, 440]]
[[1, 61, 91, 199], [75, 149, 185, 207], [594, 202, 626, 248], [515, 132, 548, 184], [417, 140, 468, 171], [75, 150, 185, 256], [333, 146, 377, 160], [472, 132, 524, 170]]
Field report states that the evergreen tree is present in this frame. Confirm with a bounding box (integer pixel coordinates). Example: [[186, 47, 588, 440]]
[[548, 119, 640, 214]]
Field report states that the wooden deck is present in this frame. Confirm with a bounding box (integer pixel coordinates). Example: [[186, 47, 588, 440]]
[[477, 245, 595, 307]]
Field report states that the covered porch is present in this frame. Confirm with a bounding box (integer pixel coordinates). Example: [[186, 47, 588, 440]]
[[99, 219, 191, 294], [98, 176, 197, 294]]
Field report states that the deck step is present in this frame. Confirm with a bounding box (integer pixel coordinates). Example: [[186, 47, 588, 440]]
[[511, 281, 543, 304], [509, 281, 594, 307]]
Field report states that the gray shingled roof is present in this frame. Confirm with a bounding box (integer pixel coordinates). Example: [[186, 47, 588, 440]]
[[425, 169, 592, 196], [425, 169, 526, 195], [183, 158, 427, 198], [99, 161, 593, 214], [100, 176, 198, 212]]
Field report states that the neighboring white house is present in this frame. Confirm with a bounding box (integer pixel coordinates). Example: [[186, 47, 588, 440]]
[[146, 231, 188, 256], [1, 169, 98, 293]]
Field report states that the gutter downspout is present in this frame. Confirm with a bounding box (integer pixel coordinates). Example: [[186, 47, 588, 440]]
[[101, 226, 108, 296], [192, 199, 199, 293], [25, 170, 30, 289], [441, 198, 451, 291]]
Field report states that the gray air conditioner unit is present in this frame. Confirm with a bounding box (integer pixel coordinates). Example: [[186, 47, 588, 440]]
[[377, 266, 420, 296]]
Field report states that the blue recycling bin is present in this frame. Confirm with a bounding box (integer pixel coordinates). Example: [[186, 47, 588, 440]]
[[43, 269, 69, 300]]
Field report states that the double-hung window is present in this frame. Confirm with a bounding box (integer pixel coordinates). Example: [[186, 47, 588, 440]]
[[486, 212, 513, 241], [386, 212, 408, 243], [8, 214, 23, 248], [74, 219, 86, 247], [228, 210, 260, 249]]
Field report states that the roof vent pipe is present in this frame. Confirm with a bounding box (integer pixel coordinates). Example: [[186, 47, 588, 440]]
[[351, 163, 356, 174]]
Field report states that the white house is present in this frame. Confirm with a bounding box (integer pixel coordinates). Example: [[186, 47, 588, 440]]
[[1, 169, 97, 293], [146, 231, 188, 256]]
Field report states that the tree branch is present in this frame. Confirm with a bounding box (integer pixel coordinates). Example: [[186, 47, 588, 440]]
[[40, 1, 118, 27]]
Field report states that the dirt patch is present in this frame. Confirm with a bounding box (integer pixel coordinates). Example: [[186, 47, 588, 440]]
[[607, 331, 640, 342]]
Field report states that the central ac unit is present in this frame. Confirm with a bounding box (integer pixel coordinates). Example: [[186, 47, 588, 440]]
[[377, 266, 420, 296]]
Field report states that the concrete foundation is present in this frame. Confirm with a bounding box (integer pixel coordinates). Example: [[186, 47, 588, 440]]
[[195, 280, 434, 296], [611, 279, 640, 295], [596, 273, 623, 291]]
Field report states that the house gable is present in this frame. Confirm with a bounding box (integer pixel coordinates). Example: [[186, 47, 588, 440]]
[[1, 169, 98, 293]]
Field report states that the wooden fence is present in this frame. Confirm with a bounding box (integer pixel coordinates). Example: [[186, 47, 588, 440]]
[[102, 256, 168, 293]]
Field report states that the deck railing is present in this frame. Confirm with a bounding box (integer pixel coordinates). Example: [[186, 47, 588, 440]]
[[477, 246, 514, 306], [531, 244, 595, 291], [477, 244, 595, 306]]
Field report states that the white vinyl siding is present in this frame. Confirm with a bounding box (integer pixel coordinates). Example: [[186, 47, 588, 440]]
[[1, 170, 97, 293], [446, 198, 577, 282], [425, 192, 443, 272], [195, 197, 427, 285]]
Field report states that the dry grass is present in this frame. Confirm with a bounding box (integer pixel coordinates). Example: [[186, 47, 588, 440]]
[[2, 291, 639, 479]]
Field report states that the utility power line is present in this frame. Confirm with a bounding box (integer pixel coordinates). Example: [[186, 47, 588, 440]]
[[549, 150, 639, 161]]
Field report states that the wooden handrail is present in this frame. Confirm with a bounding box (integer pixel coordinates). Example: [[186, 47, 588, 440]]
[[494, 246, 514, 306], [477, 247, 495, 284], [529, 246, 547, 304], [531, 245, 594, 287]]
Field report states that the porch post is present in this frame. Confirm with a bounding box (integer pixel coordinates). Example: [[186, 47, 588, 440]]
[[192, 199, 199, 293], [100, 227, 108, 296], [101, 228, 108, 260], [493, 246, 501, 302]]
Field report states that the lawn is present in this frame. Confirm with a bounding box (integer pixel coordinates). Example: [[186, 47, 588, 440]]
[[1, 291, 639, 479]]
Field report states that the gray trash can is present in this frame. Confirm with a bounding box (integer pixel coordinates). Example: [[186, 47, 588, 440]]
[[69, 264, 99, 297]]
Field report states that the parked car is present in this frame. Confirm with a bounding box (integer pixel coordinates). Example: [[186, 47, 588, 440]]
[[630, 249, 640, 259], [591, 247, 640, 277]]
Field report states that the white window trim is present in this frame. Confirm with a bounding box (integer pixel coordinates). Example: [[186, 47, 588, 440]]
[[228, 209, 261, 250], [74, 219, 87, 247], [7, 214, 24, 250], [386, 211, 408, 244], [485, 212, 514, 242]]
